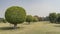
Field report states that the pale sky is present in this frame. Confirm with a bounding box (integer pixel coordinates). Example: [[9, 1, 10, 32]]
[[0, 0, 60, 18]]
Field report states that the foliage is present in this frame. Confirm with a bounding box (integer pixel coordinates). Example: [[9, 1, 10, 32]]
[[0, 18, 6, 23], [43, 16, 49, 21], [33, 17, 38, 22], [34, 15, 42, 21], [49, 13, 57, 23], [56, 13, 60, 23], [5, 6, 26, 28], [26, 15, 33, 24]]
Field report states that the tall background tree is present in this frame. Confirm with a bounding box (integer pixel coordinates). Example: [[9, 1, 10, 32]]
[[56, 13, 60, 23], [49, 13, 57, 23], [5, 6, 26, 28]]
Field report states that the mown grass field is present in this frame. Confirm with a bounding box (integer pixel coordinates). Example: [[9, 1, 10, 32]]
[[0, 21, 60, 34]]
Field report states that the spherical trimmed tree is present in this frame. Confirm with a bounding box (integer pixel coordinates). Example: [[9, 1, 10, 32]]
[[26, 15, 33, 24], [5, 6, 26, 28]]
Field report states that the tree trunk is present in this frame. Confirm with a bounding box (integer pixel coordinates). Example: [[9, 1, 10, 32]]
[[14, 24, 17, 29]]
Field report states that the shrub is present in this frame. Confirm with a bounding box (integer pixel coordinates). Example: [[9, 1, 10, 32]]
[[26, 15, 33, 24]]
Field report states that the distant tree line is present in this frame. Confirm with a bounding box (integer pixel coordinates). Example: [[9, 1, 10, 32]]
[[49, 12, 60, 23], [0, 18, 6, 23]]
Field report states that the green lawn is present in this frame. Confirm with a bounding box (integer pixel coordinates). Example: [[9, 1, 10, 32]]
[[0, 21, 60, 34]]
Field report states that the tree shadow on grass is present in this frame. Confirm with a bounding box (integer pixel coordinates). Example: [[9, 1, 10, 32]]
[[53, 25, 60, 27], [0, 27, 24, 30]]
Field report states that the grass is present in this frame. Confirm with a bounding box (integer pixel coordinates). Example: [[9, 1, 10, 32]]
[[0, 21, 60, 34]]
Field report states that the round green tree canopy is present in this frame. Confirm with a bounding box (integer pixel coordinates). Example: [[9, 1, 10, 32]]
[[26, 15, 33, 22], [5, 6, 26, 24]]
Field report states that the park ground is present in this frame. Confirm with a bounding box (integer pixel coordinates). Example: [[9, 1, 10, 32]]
[[0, 21, 60, 34]]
